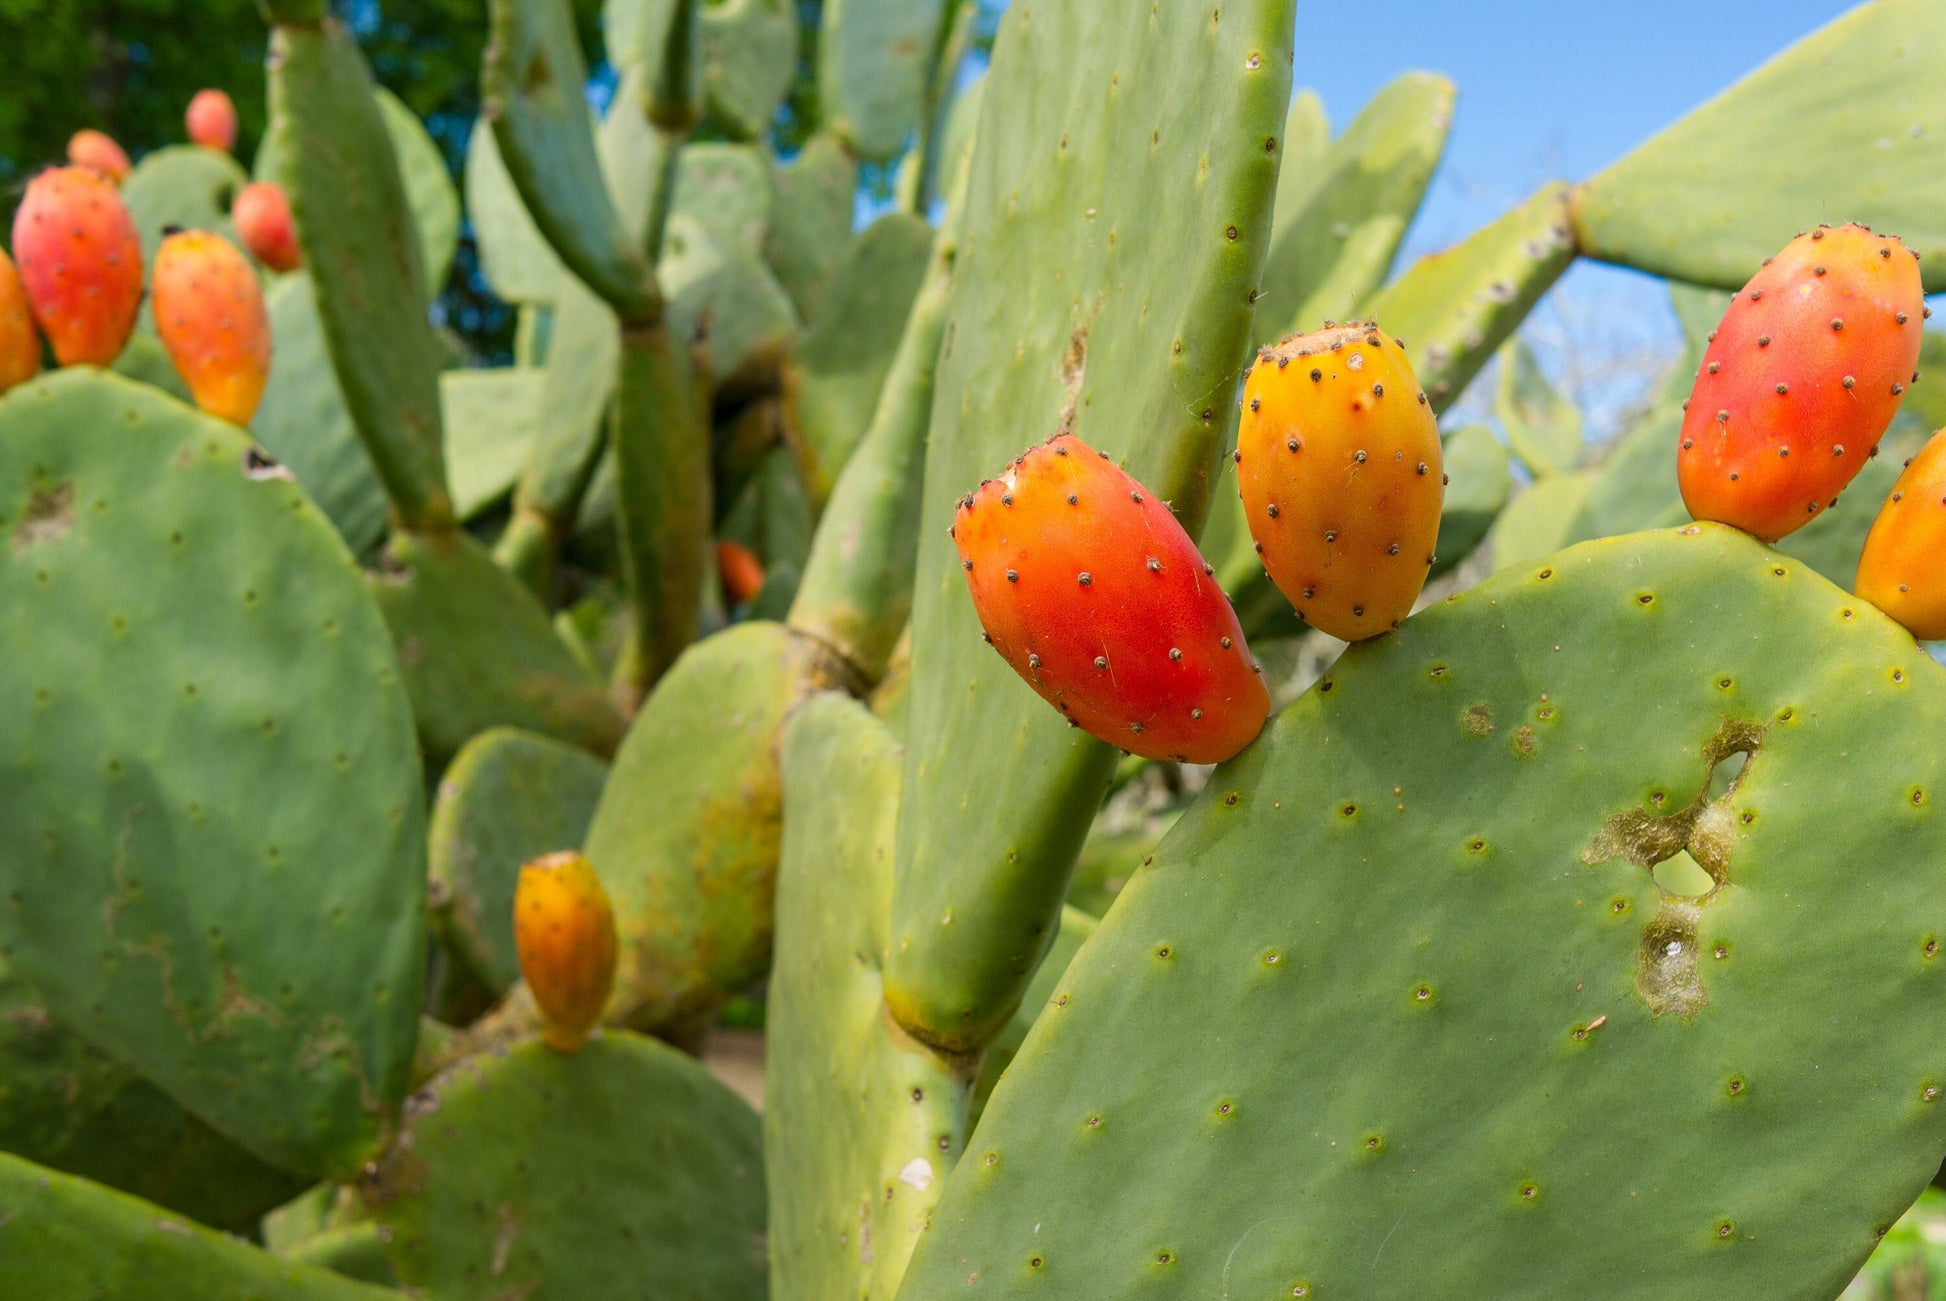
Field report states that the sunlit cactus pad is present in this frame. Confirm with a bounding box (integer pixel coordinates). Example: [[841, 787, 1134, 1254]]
[[908, 524, 1946, 1298]]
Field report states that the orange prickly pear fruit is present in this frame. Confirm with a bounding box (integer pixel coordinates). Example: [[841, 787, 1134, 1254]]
[[185, 89, 238, 153], [513, 851, 618, 1054], [1855, 428, 1946, 640], [1237, 321, 1444, 641], [151, 229, 272, 426], [10, 166, 144, 367], [717, 539, 765, 606], [230, 182, 303, 273], [65, 129, 131, 183], [0, 250, 41, 397], [1677, 222, 1924, 542], [953, 432, 1270, 764]]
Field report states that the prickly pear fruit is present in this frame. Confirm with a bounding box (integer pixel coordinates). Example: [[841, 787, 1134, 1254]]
[[1855, 427, 1946, 640], [1237, 322, 1444, 641], [151, 229, 272, 427], [65, 129, 130, 183], [953, 432, 1270, 764], [0, 251, 40, 397], [185, 89, 238, 153], [1677, 223, 1924, 542], [230, 182, 302, 273], [717, 539, 765, 606], [10, 166, 143, 367], [514, 850, 618, 1054]]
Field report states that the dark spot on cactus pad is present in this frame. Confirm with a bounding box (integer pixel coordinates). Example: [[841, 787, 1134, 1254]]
[[12, 479, 74, 555]]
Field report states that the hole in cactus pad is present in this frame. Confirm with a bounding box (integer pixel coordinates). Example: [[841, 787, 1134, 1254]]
[[1581, 719, 1764, 1019]]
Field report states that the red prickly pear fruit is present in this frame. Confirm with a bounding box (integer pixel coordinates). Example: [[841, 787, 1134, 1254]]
[[1677, 223, 1924, 543], [65, 129, 131, 183], [10, 166, 144, 368], [0, 251, 41, 397], [514, 850, 618, 1054], [1855, 427, 1946, 640], [1237, 322, 1443, 642], [152, 230, 272, 427], [185, 89, 238, 153], [717, 538, 765, 606], [230, 182, 302, 273], [954, 432, 1270, 764]]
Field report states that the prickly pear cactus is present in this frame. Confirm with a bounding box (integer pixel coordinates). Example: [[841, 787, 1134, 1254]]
[[120, 145, 248, 263], [366, 1032, 767, 1300], [0, 1154, 394, 1300], [0, 370, 426, 1179], [887, 0, 1297, 1053], [907, 524, 1946, 1298]]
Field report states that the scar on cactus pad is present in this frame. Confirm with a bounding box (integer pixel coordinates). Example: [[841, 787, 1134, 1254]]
[[152, 228, 272, 427], [515, 850, 618, 1054], [10, 166, 143, 368], [1678, 223, 1923, 543], [1238, 321, 1445, 641], [954, 433, 1269, 764], [1856, 427, 1946, 640]]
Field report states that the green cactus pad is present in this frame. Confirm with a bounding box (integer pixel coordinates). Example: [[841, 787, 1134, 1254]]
[[484, 0, 656, 319], [671, 143, 776, 256], [112, 329, 195, 404], [886, 0, 1296, 1052], [764, 135, 860, 322], [1259, 72, 1454, 343], [1491, 470, 1595, 569], [819, 0, 951, 162], [967, 904, 1095, 1133], [250, 273, 388, 558], [369, 527, 624, 766], [1496, 335, 1583, 477], [767, 692, 972, 1299], [1267, 88, 1329, 227], [120, 145, 247, 265], [440, 367, 543, 520], [427, 727, 609, 993], [583, 620, 847, 1029], [663, 213, 800, 396], [376, 88, 460, 300], [0, 956, 307, 1232], [281, 1224, 397, 1288], [1368, 182, 1576, 413], [1430, 423, 1512, 580], [784, 211, 934, 496], [367, 1032, 766, 1299], [701, 0, 799, 140], [269, 20, 452, 530], [0, 1154, 395, 1300], [0, 369, 425, 1180], [1572, 0, 1946, 293], [909, 522, 1946, 1298], [464, 116, 568, 306]]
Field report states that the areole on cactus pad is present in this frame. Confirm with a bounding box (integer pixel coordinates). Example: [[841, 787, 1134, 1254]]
[[953, 432, 1270, 765]]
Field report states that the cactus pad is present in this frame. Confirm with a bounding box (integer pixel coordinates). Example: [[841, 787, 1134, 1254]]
[[908, 523, 1946, 1298], [0, 369, 425, 1179], [120, 145, 247, 265], [819, 0, 950, 161], [701, 0, 799, 140], [764, 135, 859, 322], [464, 116, 568, 306], [440, 367, 543, 520], [428, 727, 609, 994], [767, 692, 971, 1298], [366, 1032, 766, 1300], [0, 1154, 394, 1300]]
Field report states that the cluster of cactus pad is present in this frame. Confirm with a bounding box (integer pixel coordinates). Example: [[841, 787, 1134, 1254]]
[[3, 0, 1946, 1296]]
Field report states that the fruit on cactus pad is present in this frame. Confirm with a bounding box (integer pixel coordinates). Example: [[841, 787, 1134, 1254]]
[[953, 432, 1270, 764], [185, 88, 238, 153], [1855, 427, 1946, 640], [0, 251, 40, 396], [151, 229, 272, 426], [1677, 222, 1923, 542], [514, 850, 618, 1054], [717, 539, 765, 606], [230, 182, 302, 273], [65, 129, 130, 182], [1238, 322, 1444, 641], [10, 166, 143, 367]]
